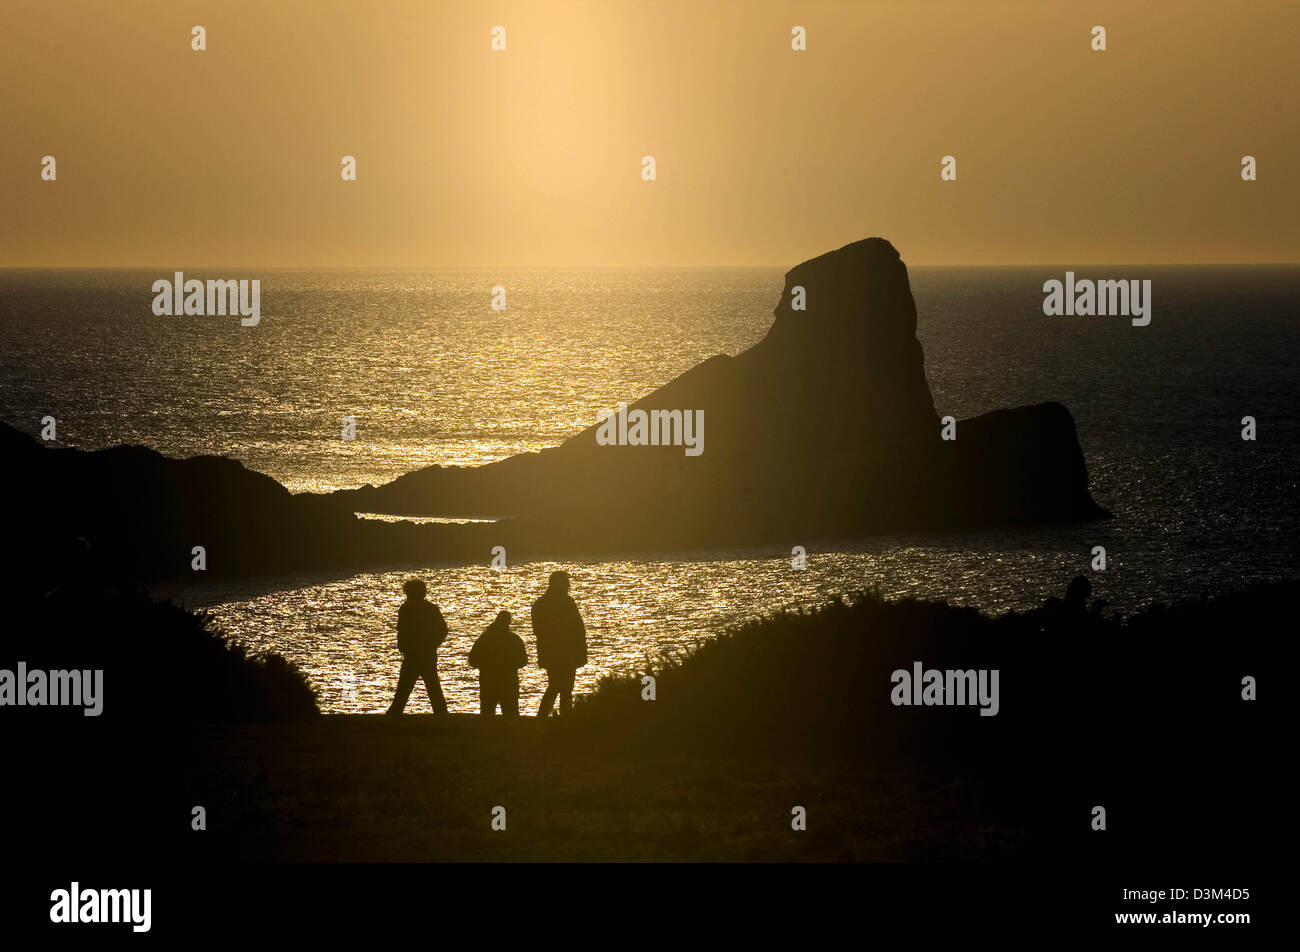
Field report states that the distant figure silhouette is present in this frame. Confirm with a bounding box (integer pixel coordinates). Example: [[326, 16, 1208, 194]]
[[1039, 576, 1101, 636], [468, 610, 528, 717], [386, 578, 449, 716], [531, 571, 587, 718], [1064, 575, 1092, 614]]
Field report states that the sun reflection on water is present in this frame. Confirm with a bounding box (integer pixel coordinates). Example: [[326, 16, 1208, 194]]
[[171, 538, 1120, 715]]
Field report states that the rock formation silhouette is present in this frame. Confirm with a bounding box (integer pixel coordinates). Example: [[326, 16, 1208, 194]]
[[331, 238, 1109, 551], [4, 238, 1108, 583]]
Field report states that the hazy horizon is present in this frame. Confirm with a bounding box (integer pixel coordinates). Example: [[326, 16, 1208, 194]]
[[4, 0, 1297, 268], [4, 261, 1300, 272]]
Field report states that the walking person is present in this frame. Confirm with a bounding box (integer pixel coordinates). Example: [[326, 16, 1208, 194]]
[[386, 578, 449, 716], [468, 610, 527, 717], [531, 571, 587, 718]]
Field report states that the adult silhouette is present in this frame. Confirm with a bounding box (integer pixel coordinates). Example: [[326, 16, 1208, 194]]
[[469, 610, 528, 717], [531, 570, 587, 717], [386, 578, 449, 716]]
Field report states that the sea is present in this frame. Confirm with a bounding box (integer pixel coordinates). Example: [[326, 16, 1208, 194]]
[[2, 266, 1295, 712]]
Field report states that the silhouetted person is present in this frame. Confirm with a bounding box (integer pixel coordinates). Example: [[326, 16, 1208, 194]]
[[1037, 576, 1098, 639], [386, 578, 449, 716], [1064, 575, 1092, 614], [469, 610, 527, 717], [532, 571, 587, 717]]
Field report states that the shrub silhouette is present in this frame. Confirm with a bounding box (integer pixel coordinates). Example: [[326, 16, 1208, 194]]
[[3, 582, 318, 723], [560, 577, 1279, 857]]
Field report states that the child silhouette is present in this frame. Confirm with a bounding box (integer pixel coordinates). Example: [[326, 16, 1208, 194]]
[[468, 610, 528, 717]]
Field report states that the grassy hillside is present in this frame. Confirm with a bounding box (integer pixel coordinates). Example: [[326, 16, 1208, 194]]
[[171, 579, 1280, 862]]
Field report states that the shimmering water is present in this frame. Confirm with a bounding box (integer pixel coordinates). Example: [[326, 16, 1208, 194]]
[[4, 267, 1297, 712], [153, 530, 1174, 715], [0, 268, 777, 492]]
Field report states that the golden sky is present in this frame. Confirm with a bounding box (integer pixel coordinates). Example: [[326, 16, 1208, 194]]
[[3, 0, 1296, 266]]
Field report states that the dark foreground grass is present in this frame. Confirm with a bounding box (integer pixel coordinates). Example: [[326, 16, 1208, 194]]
[[180, 578, 1282, 862], [184, 714, 1025, 862], [11, 578, 1278, 862]]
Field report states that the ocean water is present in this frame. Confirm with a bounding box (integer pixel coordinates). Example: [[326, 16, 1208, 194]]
[[3, 266, 1296, 713], [0, 268, 777, 491]]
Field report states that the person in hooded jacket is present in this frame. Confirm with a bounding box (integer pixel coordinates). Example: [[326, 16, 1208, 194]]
[[531, 571, 587, 718]]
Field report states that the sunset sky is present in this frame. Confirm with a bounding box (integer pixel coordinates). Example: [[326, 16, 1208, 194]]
[[3, 0, 1296, 267]]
